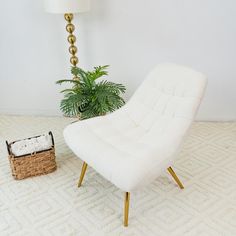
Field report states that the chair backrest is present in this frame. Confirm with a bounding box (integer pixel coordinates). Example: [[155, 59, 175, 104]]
[[124, 63, 207, 137]]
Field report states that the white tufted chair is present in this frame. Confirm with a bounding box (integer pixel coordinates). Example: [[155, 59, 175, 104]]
[[64, 63, 207, 226]]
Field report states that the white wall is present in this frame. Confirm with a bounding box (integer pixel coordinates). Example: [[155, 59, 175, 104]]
[[0, 0, 236, 120]]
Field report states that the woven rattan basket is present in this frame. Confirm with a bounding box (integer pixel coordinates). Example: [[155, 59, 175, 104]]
[[6, 132, 57, 180]]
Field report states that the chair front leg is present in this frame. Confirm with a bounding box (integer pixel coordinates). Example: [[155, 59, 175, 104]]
[[78, 162, 88, 187], [124, 192, 130, 227], [167, 166, 184, 189]]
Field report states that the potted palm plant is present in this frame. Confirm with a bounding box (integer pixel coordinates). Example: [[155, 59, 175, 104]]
[[56, 65, 126, 120]]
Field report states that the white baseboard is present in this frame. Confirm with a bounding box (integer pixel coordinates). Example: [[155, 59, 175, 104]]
[[0, 108, 62, 117], [0, 108, 235, 121]]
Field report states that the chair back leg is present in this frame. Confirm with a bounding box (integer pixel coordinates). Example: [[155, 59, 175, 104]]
[[78, 162, 88, 187], [167, 167, 184, 189], [124, 192, 130, 227]]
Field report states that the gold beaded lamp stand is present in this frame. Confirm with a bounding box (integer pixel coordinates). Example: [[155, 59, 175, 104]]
[[64, 13, 79, 79], [44, 0, 90, 79]]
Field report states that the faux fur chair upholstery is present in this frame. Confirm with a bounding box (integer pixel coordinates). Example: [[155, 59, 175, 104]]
[[64, 63, 207, 226]]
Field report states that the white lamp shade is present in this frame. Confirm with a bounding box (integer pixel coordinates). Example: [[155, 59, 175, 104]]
[[44, 0, 90, 14]]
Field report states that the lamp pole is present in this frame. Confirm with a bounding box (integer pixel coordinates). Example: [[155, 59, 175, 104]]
[[44, 0, 90, 79], [64, 14, 78, 67]]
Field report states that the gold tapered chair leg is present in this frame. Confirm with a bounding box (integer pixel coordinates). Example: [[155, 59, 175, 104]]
[[167, 167, 184, 189], [124, 192, 130, 227], [78, 162, 88, 187]]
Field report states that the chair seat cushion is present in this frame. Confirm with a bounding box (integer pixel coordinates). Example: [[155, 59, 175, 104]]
[[64, 113, 187, 192]]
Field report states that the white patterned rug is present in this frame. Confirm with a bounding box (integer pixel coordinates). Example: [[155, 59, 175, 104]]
[[0, 115, 236, 236]]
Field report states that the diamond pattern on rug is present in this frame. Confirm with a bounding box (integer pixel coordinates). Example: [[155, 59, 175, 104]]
[[0, 115, 236, 236]]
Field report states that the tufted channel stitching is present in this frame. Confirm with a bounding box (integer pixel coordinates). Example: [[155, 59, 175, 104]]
[[64, 63, 207, 192]]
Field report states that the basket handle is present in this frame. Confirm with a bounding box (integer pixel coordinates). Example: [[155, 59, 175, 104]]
[[6, 141, 11, 155], [49, 131, 55, 147]]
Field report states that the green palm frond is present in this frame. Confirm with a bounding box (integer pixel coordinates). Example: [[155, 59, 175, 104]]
[[71, 67, 87, 80], [87, 65, 109, 81], [96, 80, 126, 95], [60, 94, 81, 116], [56, 79, 81, 86], [60, 88, 77, 93], [56, 65, 126, 120]]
